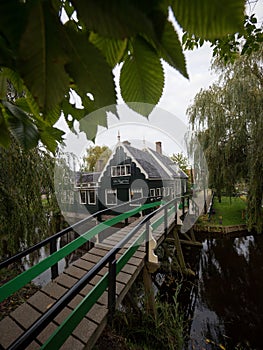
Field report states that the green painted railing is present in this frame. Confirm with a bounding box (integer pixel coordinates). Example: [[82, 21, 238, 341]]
[[3, 198, 180, 350], [40, 201, 177, 350], [0, 201, 162, 303]]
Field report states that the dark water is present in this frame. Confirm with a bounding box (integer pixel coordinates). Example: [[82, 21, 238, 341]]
[[184, 233, 263, 350]]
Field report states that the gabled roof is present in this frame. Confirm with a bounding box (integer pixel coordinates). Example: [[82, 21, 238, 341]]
[[147, 148, 188, 179], [87, 141, 188, 183], [124, 144, 170, 179]]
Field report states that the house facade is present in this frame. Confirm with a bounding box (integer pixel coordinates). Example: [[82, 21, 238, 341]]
[[73, 141, 188, 215]]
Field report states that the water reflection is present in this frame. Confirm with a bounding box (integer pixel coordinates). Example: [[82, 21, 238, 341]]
[[187, 233, 263, 350]]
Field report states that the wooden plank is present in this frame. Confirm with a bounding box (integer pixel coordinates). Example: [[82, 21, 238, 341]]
[[0, 210, 178, 350]]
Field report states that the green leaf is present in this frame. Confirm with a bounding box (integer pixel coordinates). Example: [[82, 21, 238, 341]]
[[40, 126, 65, 154], [0, 71, 7, 99], [79, 110, 107, 142], [0, 1, 29, 68], [158, 20, 188, 79], [63, 25, 117, 111], [62, 98, 85, 121], [72, 0, 155, 39], [120, 36, 164, 116], [172, 0, 245, 40], [62, 97, 85, 132], [2, 100, 39, 150], [1, 68, 24, 96], [18, 1, 70, 112], [89, 32, 127, 68]]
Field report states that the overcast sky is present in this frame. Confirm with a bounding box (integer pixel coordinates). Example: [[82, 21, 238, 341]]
[[59, 1, 263, 159]]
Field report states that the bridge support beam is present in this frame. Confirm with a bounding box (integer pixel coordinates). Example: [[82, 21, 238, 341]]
[[172, 228, 195, 276], [143, 261, 160, 319]]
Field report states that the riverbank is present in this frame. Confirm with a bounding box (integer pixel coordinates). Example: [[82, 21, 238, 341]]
[[194, 223, 247, 234], [194, 195, 248, 234]]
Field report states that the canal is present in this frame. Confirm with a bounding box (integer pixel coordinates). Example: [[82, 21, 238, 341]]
[[183, 232, 263, 350]]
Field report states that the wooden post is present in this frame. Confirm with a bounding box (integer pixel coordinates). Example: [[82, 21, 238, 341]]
[[173, 227, 195, 276], [189, 227, 196, 242], [172, 227, 187, 272], [143, 262, 159, 319], [143, 223, 160, 318]]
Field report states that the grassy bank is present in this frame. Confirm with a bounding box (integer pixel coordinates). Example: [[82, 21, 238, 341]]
[[199, 196, 247, 227]]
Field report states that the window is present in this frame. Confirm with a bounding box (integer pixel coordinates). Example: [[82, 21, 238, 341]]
[[80, 190, 87, 204], [88, 189, 96, 204], [68, 190, 74, 204], [61, 190, 74, 204], [131, 188, 143, 200], [111, 165, 131, 177], [156, 188, 161, 196], [130, 189, 143, 206], [121, 166, 125, 175], [111, 167, 117, 177], [106, 189, 117, 205], [150, 188, 155, 197], [61, 190, 67, 203]]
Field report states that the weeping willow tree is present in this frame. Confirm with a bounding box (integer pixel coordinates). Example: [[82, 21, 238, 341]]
[[187, 43, 263, 232], [0, 139, 61, 258]]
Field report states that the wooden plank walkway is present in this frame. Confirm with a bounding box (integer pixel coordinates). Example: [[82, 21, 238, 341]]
[[0, 210, 176, 350]]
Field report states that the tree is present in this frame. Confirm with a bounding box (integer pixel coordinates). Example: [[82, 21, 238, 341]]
[[170, 152, 189, 174], [187, 43, 263, 232], [0, 0, 246, 152], [82, 145, 111, 172], [0, 138, 61, 257]]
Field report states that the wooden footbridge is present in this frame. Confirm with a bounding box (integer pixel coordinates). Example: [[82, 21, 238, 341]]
[[0, 197, 200, 350]]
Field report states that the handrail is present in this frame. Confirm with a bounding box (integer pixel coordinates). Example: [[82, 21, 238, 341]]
[[0, 200, 162, 303], [7, 198, 178, 350], [0, 196, 152, 269]]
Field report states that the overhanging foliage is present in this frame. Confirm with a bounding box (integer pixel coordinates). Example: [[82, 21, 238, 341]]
[[0, 0, 245, 152]]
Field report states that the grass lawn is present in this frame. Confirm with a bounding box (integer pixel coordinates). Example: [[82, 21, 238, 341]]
[[207, 196, 247, 226]]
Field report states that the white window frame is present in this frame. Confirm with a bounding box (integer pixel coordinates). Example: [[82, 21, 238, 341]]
[[80, 190, 87, 204], [156, 188, 161, 196], [88, 182, 98, 187], [150, 188, 155, 197], [111, 166, 117, 177], [61, 190, 67, 203], [105, 189, 117, 205], [130, 188, 143, 205], [111, 164, 131, 177], [125, 165, 131, 175], [88, 189, 96, 205], [68, 190, 74, 204]]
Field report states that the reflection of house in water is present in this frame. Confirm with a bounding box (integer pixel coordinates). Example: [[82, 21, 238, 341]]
[[59, 140, 188, 220]]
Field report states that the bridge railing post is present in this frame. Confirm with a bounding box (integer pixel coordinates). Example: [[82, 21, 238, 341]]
[[50, 239, 58, 280], [164, 206, 168, 236], [108, 255, 117, 325], [182, 196, 185, 217]]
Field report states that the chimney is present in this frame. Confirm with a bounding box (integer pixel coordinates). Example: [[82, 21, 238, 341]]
[[95, 159, 104, 172], [123, 140, 131, 146], [156, 141, 162, 154]]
